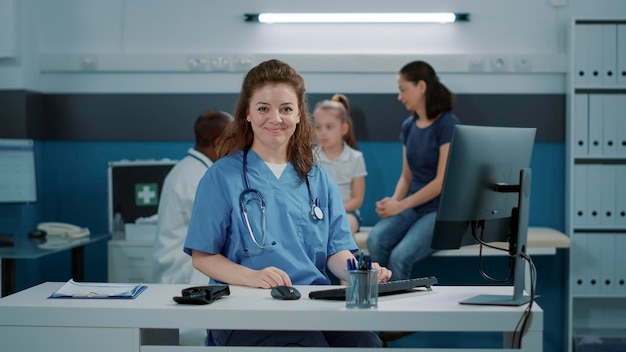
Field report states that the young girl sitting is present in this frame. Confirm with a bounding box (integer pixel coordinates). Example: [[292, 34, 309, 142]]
[[312, 94, 368, 236]]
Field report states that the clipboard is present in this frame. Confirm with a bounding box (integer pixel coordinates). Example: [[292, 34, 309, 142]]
[[49, 279, 147, 299]]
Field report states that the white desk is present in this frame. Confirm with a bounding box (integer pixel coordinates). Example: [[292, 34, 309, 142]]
[[0, 282, 543, 352]]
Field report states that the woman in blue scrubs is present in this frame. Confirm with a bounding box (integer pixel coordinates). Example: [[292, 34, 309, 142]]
[[184, 59, 392, 347]]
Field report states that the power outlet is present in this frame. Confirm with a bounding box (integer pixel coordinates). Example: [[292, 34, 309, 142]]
[[211, 56, 230, 71], [514, 56, 533, 72], [490, 57, 509, 73], [234, 57, 253, 71], [79, 55, 99, 71], [187, 55, 207, 71], [468, 57, 486, 72]]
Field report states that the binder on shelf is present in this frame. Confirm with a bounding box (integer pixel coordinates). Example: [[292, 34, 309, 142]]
[[587, 24, 604, 86], [600, 165, 616, 227], [585, 233, 603, 295], [618, 25, 626, 86], [618, 97, 626, 156], [602, 24, 618, 86], [49, 279, 147, 299], [587, 165, 603, 227], [573, 94, 589, 156], [571, 233, 588, 295], [615, 233, 626, 295], [574, 165, 588, 227], [574, 24, 591, 86], [602, 95, 618, 156], [617, 165, 626, 228], [588, 95, 604, 156], [599, 234, 616, 295]]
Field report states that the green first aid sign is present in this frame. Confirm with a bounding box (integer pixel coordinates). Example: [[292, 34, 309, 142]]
[[135, 183, 159, 206]]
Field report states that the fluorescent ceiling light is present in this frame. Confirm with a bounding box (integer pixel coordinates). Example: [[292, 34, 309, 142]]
[[244, 12, 470, 24]]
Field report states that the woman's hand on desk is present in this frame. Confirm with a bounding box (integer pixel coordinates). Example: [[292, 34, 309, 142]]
[[249, 266, 292, 289], [371, 262, 393, 283]]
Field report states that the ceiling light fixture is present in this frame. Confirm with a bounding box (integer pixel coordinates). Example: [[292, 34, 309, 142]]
[[244, 12, 470, 24]]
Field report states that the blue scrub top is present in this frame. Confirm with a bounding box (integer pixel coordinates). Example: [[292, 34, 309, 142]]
[[184, 149, 357, 285]]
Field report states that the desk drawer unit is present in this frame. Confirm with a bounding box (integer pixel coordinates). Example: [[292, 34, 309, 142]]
[[108, 240, 154, 283]]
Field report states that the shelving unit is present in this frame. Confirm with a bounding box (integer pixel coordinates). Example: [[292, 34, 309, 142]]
[[566, 18, 626, 352]]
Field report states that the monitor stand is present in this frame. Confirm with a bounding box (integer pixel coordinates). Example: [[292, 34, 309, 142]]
[[460, 168, 532, 307]]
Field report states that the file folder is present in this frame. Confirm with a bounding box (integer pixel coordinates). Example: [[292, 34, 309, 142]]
[[585, 233, 602, 295], [49, 279, 147, 299], [601, 164, 616, 227], [574, 165, 588, 227], [573, 94, 589, 156], [599, 233, 616, 295], [618, 25, 626, 86], [587, 24, 603, 86], [574, 24, 591, 86], [617, 165, 626, 228], [602, 24, 618, 86], [588, 95, 604, 156], [618, 96, 626, 156], [586, 165, 603, 227], [602, 95, 618, 155], [615, 233, 626, 295], [571, 233, 587, 295]]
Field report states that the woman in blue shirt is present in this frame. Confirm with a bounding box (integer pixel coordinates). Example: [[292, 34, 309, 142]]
[[184, 59, 391, 347], [367, 60, 461, 281]]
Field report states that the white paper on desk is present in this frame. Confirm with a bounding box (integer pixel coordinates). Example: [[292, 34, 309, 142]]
[[49, 279, 144, 298]]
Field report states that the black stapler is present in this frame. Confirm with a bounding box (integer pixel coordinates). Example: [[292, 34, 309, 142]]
[[173, 285, 230, 305]]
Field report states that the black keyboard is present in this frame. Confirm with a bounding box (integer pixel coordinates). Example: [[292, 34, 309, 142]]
[[308, 276, 438, 300]]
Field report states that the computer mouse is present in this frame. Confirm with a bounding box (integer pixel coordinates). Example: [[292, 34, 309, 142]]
[[271, 285, 301, 300]]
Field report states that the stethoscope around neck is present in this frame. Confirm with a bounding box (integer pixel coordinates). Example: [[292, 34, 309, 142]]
[[239, 149, 324, 250]]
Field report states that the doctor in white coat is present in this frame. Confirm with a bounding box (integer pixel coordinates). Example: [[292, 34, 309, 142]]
[[152, 110, 233, 285]]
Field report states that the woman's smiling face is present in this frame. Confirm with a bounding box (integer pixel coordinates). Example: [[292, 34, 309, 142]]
[[247, 83, 301, 154]]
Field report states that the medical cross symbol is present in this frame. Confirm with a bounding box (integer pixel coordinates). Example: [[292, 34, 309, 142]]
[[135, 183, 158, 206]]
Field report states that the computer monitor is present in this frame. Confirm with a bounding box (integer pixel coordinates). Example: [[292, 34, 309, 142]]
[[431, 125, 536, 306], [0, 138, 37, 203]]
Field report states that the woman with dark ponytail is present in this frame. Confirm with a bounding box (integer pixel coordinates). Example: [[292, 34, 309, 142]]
[[367, 60, 461, 280]]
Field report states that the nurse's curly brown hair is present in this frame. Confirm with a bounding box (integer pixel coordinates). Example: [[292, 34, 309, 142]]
[[219, 59, 315, 182]]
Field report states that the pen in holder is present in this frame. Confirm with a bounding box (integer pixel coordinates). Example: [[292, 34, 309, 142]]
[[345, 268, 379, 309]]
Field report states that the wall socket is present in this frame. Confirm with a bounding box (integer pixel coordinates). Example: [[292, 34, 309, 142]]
[[490, 56, 509, 72], [514, 56, 533, 72], [187, 55, 207, 71], [468, 57, 486, 72], [79, 55, 98, 71]]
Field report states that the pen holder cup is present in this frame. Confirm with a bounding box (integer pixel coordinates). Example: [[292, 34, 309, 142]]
[[345, 269, 379, 309]]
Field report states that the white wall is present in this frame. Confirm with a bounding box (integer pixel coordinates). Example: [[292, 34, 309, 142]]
[[1, 0, 625, 94]]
